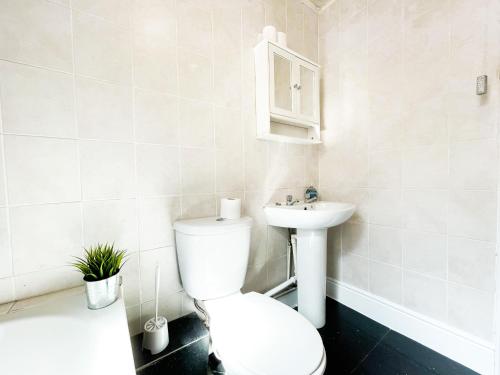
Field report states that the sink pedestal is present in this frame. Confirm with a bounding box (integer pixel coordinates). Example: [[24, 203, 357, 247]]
[[296, 228, 327, 328]]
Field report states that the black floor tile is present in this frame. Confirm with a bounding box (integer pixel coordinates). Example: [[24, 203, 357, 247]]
[[137, 336, 209, 375], [319, 298, 390, 374], [352, 331, 478, 375]]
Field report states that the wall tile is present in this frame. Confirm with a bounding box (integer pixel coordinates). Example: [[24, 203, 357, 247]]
[[133, 33, 178, 94], [14, 267, 82, 301], [121, 251, 140, 307], [181, 148, 215, 194], [216, 148, 245, 193], [369, 150, 401, 188], [450, 139, 497, 190], [0, 62, 76, 138], [242, 0, 265, 36], [73, 11, 132, 84], [179, 99, 214, 148], [266, 226, 288, 260], [76, 77, 133, 141], [141, 290, 182, 322], [370, 261, 402, 304], [448, 237, 495, 292], [10, 203, 82, 274], [402, 189, 447, 233], [369, 189, 402, 227], [181, 194, 216, 219], [342, 253, 369, 291], [178, 50, 212, 102], [213, 4, 242, 52], [134, 89, 178, 145], [327, 226, 342, 280], [402, 144, 448, 189], [214, 107, 242, 150], [72, 0, 131, 29], [138, 197, 180, 251], [82, 199, 139, 252], [403, 271, 446, 320], [0, 209, 11, 279], [80, 141, 135, 200], [342, 222, 369, 257], [448, 283, 494, 341], [177, 3, 212, 57], [140, 247, 182, 302], [320, 0, 500, 342], [369, 225, 402, 266], [448, 190, 497, 242], [126, 304, 141, 336], [0, 277, 14, 304], [0, 0, 321, 334], [267, 255, 287, 289], [132, 0, 176, 46], [4, 136, 80, 205], [213, 50, 242, 108], [136, 144, 180, 196], [403, 230, 446, 279], [0, 0, 72, 71]]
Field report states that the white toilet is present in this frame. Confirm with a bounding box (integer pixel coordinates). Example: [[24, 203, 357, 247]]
[[174, 216, 326, 375]]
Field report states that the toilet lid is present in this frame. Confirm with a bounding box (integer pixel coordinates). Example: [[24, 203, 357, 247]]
[[205, 292, 325, 375]]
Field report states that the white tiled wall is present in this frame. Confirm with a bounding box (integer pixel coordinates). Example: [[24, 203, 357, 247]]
[[0, 0, 319, 335], [319, 0, 500, 341]]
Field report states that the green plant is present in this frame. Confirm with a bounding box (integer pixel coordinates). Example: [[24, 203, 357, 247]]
[[71, 243, 126, 281]]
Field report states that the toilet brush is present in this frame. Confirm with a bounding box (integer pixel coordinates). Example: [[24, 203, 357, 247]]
[[142, 264, 169, 355]]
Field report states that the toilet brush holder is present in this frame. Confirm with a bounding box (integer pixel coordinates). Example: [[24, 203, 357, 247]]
[[142, 263, 169, 355], [143, 316, 169, 355]]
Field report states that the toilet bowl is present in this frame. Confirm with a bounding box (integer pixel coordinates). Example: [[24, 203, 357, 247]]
[[205, 292, 326, 375], [174, 216, 326, 375]]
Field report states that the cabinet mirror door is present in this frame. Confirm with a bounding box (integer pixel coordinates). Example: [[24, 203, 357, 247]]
[[298, 63, 318, 121], [271, 51, 293, 115]]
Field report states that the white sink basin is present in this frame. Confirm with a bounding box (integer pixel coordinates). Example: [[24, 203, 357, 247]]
[[264, 200, 355, 328], [264, 201, 355, 230]]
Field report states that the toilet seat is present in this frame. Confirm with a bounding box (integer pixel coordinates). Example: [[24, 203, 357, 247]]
[[204, 292, 326, 375]]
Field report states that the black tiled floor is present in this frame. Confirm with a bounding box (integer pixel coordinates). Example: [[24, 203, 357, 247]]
[[322, 298, 478, 375], [133, 298, 479, 375]]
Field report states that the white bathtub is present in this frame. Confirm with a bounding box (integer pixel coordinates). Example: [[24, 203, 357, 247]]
[[0, 289, 136, 375]]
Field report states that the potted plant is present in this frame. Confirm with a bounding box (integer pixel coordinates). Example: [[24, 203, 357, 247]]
[[71, 243, 127, 310]]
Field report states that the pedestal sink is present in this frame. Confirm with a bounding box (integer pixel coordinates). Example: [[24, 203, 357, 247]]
[[264, 201, 355, 328]]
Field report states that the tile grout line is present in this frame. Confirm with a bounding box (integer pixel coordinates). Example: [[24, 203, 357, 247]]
[[349, 329, 391, 374]]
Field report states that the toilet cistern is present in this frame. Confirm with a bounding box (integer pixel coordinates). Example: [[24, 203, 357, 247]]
[[264, 196, 355, 328]]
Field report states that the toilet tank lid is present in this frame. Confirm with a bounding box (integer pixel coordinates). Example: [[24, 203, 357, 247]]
[[174, 216, 252, 235]]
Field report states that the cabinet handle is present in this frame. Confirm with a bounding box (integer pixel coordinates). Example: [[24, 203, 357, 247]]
[[293, 83, 301, 90]]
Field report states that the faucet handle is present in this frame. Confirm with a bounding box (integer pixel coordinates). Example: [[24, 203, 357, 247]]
[[305, 186, 318, 202], [286, 194, 293, 203]]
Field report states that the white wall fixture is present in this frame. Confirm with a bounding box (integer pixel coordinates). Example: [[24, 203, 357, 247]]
[[264, 201, 355, 327], [254, 40, 321, 144]]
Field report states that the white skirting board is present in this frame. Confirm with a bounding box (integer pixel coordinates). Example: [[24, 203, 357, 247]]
[[326, 278, 495, 375]]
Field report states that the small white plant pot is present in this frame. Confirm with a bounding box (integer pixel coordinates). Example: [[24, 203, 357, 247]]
[[143, 316, 169, 355], [84, 273, 122, 310]]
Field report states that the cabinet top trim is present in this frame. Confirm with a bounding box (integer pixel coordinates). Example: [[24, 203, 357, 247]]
[[254, 39, 321, 68]]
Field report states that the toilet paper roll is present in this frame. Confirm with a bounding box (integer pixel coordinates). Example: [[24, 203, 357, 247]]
[[220, 198, 241, 220], [262, 25, 277, 42], [277, 32, 287, 47]]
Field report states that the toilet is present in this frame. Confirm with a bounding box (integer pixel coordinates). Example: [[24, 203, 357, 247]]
[[174, 216, 326, 375]]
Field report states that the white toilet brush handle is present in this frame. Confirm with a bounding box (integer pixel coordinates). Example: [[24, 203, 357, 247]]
[[155, 264, 160, 323]]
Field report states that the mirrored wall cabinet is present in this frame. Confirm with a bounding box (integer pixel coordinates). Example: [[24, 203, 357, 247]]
[[254, 40, 320, 144]]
